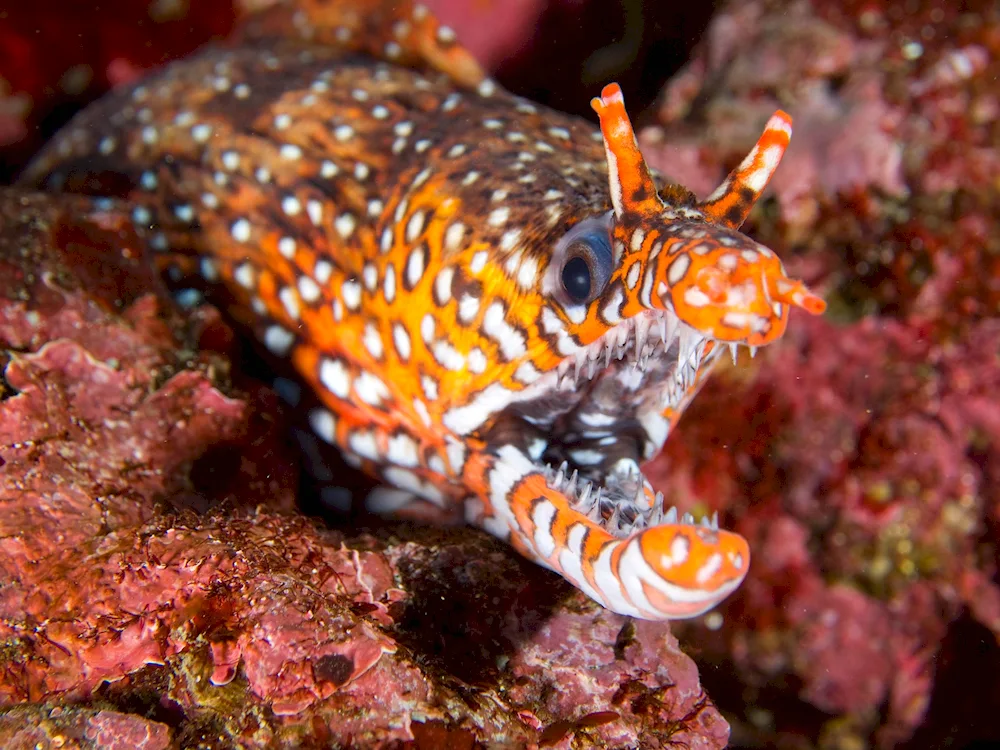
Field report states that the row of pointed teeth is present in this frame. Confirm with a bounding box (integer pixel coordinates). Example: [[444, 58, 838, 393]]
[[556, 311, 759, 393], [555, 313, 691, 390], [542, 461, 720, 537]]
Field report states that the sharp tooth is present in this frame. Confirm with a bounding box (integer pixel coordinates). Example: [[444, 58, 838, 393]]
[[729, 343, 739, 365], [662, 315, 678, 349], [664, 506, 678, 524], [632, 483, 646, 510], [589, 487, 604, 521], [634, 316, 651, 359], [692, 339, 704, 368], [711, 511, 719, 530], [617, 323, 629, 359], [678, 326, 696, 368], [566, 469, 579, 497], [639, 494, 660, 521], [576, 481, 593, 509], [608, 503, 626, 532], [633, 328, 644, 359], [587, 357, 597, 380], [604, 342, 613, 368], [551, 461, 568, 489], [681, 512, 694, 525], [749, 345, 758, 358], [700, 515, 711, 529]]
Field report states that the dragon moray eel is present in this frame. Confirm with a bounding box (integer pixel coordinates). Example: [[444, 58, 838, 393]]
[[22, 0, 825, 620]]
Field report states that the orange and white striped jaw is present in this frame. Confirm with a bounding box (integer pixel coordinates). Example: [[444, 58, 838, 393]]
[[630, 520, 750, 618], [464, 85, 825, 621], [586, 83, 825, 353]]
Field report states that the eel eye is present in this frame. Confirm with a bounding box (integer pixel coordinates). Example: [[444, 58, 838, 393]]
[[561, 253, 593, 303], [557, 215, 613, 305]]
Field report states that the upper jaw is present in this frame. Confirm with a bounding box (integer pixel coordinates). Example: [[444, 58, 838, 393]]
[[555, 309, 700, 392], [541, 305, 740, 414]]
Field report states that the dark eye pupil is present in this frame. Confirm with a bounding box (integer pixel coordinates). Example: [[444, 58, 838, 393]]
[[562, 255, 592, 303]]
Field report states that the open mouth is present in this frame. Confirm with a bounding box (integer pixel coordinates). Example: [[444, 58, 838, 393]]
[[516, 304, 745, 540]]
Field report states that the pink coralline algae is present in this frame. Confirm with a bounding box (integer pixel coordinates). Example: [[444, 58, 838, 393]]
[[0, 705, 172, 750], [657, 315, 1000, 748], [637, 0, 1000, 747], [0, 188, 727, 747], [640, 0, 1000, 329]]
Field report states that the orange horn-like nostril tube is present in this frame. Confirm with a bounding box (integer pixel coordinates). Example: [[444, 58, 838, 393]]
[[766, 275, 828, 316]]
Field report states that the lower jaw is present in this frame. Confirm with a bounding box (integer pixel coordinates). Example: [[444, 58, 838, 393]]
[[541, 456, 722, 540]]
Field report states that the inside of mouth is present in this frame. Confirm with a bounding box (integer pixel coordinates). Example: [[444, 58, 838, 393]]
[[494, 307, 735, 537]]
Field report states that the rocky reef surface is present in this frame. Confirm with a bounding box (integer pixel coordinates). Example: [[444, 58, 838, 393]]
[[1, 0, 998, 748]]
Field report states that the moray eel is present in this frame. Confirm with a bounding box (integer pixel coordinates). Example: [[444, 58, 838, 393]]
[[22, 0, 825, 620]]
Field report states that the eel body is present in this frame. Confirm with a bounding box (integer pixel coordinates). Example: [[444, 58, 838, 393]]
[[22, 0, 825, 620]]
